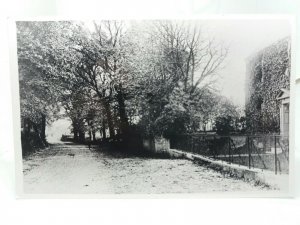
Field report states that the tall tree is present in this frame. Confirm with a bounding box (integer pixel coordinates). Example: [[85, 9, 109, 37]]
[[127, 21, 228, 136]]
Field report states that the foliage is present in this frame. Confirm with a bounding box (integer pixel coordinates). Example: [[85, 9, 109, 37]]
[[126, 21, 228, 137], [17, 20, 232, 146], [245, 37, 290, 133]]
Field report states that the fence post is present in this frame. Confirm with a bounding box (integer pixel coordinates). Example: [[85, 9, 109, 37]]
[[275, 136, 277, 175], [213, 136, 216, 159], [191, 136, 194, 153], [227, 137, 231, 163], [247, 136, 251, 169]]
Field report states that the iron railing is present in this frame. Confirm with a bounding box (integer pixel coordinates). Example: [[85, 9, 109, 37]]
[[169, 134, 289, 174]]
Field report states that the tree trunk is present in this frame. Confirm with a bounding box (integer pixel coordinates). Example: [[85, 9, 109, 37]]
[[95, 89, 115, 139], [103, 101, 115, 138], [72, 120, 79, 141], [24, 118, 31, 137], [73, 130, 79, 141], [87, 119, 92, 141], [116, 88, 129, 136], [32, 122, 39, 135], [40, 114, 46, 141], [88, 130, 92, 141], [102, 120, 107, 139], [79, 130, 85, 143], [92, 130, 96, 141]]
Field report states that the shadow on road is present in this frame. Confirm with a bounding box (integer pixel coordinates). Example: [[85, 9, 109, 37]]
[[92, 143, 172, 160]]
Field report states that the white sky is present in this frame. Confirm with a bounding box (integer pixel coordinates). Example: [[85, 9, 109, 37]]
[[46, 119, 72, 143], [202, 19, 291, 107]]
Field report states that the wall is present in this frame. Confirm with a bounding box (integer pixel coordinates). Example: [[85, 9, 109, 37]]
[[143, 137, 170, 154], [245, 37, 291, 133]]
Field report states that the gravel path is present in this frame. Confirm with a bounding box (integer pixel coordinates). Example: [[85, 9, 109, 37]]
[[23, 142, 267, 194]]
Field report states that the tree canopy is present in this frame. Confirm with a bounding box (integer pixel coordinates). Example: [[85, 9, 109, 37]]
[[17, 20, 239, 146]]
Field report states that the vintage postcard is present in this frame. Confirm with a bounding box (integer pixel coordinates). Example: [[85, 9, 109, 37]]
[[10, 16, 295, 197]]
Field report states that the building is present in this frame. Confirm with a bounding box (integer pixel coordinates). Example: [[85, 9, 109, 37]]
[[276, 88, 290, 137], [245, 37, 290, 135]]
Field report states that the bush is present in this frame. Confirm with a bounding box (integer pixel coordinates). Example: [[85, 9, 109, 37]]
[[21, 132, 48, 156], [214, 116, 235, 135]]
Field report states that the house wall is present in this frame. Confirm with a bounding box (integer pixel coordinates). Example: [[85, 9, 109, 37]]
[[245, 37, 291, 133]]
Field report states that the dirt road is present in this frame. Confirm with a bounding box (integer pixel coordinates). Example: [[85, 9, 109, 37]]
[[23, 143, 267, 194]]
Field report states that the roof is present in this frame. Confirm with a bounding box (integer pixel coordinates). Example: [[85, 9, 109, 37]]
[[276, 88, 290, 100]]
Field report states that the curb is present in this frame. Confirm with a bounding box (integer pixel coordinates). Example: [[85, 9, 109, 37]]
[[168, 149, 288, 190]]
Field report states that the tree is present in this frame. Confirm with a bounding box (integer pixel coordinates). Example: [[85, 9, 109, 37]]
[[127, 21, 228, 136], [62, 21, 134, 139], [17, 21, 64, 148], [213, 97, 241, 135], [17, 20, 230, 150]]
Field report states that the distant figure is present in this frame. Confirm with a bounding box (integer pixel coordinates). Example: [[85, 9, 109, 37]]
[[88, 138, 92, 150]]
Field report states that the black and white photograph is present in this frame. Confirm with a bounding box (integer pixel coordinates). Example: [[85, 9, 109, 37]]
[[15, 18, 293, 196]]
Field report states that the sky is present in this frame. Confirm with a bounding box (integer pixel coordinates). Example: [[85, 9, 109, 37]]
[[46, 119, 72, 143], [201, 19, 291, 107]]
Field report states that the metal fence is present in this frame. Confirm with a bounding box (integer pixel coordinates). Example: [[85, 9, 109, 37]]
[[169, 134, 289, 174]]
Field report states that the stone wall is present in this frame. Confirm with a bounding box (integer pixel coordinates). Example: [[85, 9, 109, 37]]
[[142, 137, 170, 154], [245, 37, 291, 133]]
